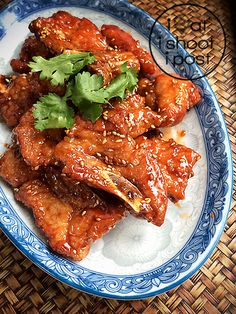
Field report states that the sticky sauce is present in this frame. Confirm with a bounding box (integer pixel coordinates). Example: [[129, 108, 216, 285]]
[[175, 202, 182, 209], [161, 128, 186, 145]]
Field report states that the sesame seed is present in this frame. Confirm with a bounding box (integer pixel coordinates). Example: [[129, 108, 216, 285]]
[[81, 210, 87, 216]]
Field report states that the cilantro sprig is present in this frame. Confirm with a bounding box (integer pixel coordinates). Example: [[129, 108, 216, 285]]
[[31, 55, 138, 130], [33, 93, 74, 131], [71, 63, 138, 121], [29, 53, 95, 86]]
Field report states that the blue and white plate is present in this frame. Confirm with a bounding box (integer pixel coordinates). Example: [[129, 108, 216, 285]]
[[0, 0, 233, 299]]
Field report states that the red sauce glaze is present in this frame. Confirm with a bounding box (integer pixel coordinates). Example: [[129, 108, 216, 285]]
[[29, 11, 108, 53]]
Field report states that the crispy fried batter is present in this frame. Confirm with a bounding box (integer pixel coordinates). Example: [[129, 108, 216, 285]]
[[0, 73, 65, 127], [0, 147, 39, 187], [136, 136, 201, 201], [29, 11, 108, 54], [10, 36, 52, 73], [15, 179, 125, 260], [101, 24, 161, 79], [14, 110, 64, 168]]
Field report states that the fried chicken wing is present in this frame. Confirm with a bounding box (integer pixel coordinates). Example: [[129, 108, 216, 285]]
[[15, 179, 124, 260], [154, 74, 201, 127], [0, 73, 65, 127], [136, 136, 201, 201], [10, 36, 52, 73], [0, 147, 40, 187], [29, 11, 108, 54], [137, 74, 201, 126], [101, 24, 161, 79], [14, 110, 64, 168]]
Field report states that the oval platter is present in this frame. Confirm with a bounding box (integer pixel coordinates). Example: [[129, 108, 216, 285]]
[[0, 0, 233, 299]]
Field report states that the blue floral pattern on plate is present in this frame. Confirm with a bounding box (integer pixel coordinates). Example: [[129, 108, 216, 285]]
[[0, 0, 233, 299]]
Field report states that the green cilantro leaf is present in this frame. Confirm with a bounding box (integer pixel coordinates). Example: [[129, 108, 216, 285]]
[[32, 60, 138, 129], [70, 63, 138, 121], [120, 62, 138, 92], [79, 102, 103, 122], [104, 73, 129, 100], [71, 72, 106, 106], [33, 93, 74, 131], [29, 53, 95, 86]]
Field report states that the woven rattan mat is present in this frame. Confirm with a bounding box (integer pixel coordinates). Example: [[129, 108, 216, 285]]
[[0, 0, 235, 313]]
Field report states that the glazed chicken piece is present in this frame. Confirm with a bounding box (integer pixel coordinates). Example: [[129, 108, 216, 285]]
[[29, 11, 108, 54], [0, 73, 65, 127], [14, 110, 64, 168], [68, 114, 200, 208], [0, 147, 40, 188], [101, 24, 161, 79], [44, 166, 108, 211], [15, 179, 125, 261], [57, 116, 168, 226], [54, 138, 153, 220], [137, 78, 157, 110], [10, 36, 52, 74], [69, 94, 162, 138], [136, 136, 201, 202], [154, 74, 201, 127], [102, 94, 162, 138], [137, 75, 201, 127]]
